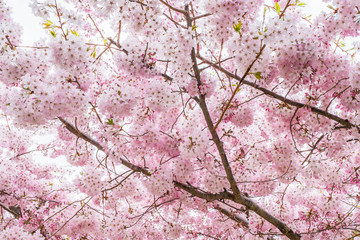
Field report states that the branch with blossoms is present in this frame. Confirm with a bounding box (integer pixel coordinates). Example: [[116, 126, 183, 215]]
[[59, 112, 301, 239], [56, 18, 301, 240], [173, 181, 234, 201], [215, 205, 249, 228], [58, 117, 151, 176], [190, 47, 242, 199], [47, 2, 356, 239], [190, 46, 300, 240], [197, 55, 356, 130], [213, 44, 266, 131]]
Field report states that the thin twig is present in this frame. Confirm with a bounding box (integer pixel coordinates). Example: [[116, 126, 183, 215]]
[[279, 0, 292, 19], [213, 44, 266, 131]]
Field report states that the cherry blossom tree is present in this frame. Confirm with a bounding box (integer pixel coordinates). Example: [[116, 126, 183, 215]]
[[1, 0, 360, 239]]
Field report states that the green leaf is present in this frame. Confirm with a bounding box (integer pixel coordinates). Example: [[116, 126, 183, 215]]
[[43, 20, 55, 29], [192, 24, 197, 31], [327, 5, 336, 11], [275, 2, 280, 14], [70, 29, 79, 36], [233, 20, 242, 34], [106, 118, 115, 125], [90, 49, 96, 58], [298, 3, 306, 6], [253, 72, 262, 80], [50, 30, 56, 37]]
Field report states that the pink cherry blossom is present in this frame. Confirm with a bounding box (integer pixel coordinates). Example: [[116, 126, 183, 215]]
[[0, 0, 360, 239]]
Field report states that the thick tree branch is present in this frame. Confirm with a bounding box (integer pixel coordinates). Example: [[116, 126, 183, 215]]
[[58, 117, 151, 176], [215, 205, 249, 228], [236, 197, 300, 240], [173, 181, 234, 201], [197, 56, 355, 129], [0, 203, 21, 218], [175, 181, 300, 239], [191, 48, 242, 200], [59, 116, 299, 239]]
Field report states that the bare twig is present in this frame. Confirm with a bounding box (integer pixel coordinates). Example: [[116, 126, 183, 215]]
[[279, 0, 292, 19], [54, 0, 68, 40], [325, 86, 351, 112], [301, 134, 325, 165]]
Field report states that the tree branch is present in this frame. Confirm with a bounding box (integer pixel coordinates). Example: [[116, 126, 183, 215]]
[[215, 205, 249, 228], [159, 0, 187, 15], [213, 44, 266, 131], [0, 203, 21, 218], [58, 117, 151, 176], [174, 181, 300, 239], [190, 48, 242, 200], [197, 56, 355, 129], [173, 181, 234, 201], [236, 196, 300, 239], [59, 116, 299, 238], [279, 0, 292, 19]]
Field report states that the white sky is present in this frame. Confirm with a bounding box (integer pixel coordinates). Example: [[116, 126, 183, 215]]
[[6, 0, 46, 44]]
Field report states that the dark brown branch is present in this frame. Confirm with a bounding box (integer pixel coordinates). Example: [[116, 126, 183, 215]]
[[236, 197, 300, 239], [192, 13, 212, 21], [0, 203, 21, 218], [160, 0, 211, 28], [58, 117, 151, 176], [184, 4, 192, 28], [197, 56, 354, 129], [107, 38, 129, 55], [215, 205, 249, 228], [159, 0, 187, 15], [175, 181, 300, 239], [173, 181, 234, 201], [190, 48, 242, 199], [162, 73, 173, 82], [279, 0, 292, 19], [191, 49, 299, 239]]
